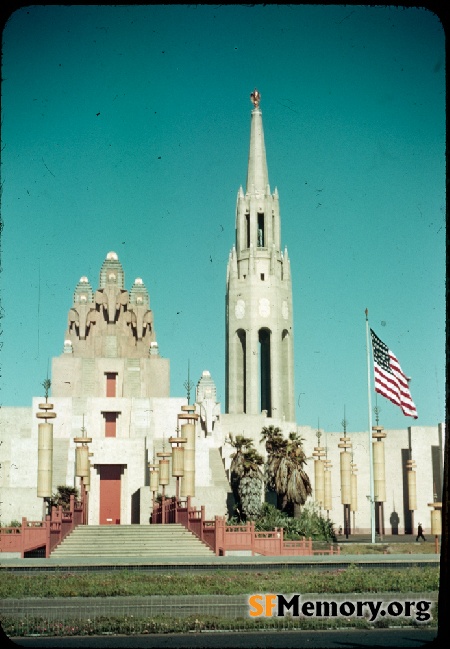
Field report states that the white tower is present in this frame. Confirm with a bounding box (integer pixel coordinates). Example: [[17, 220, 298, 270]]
[[225, 90, 295, 421]]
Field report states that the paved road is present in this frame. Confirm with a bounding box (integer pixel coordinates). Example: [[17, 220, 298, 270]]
[[5, 628, 438, 648]]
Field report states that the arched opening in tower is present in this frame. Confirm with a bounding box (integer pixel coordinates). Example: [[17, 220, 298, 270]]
[[257, 212, 265, 247], [259, 328, 271, 416], [245, 214, 250, 249], [237, 329, 247, 413]]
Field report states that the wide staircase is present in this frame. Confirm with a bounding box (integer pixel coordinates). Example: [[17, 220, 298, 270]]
[[51, 524, 214, 558]]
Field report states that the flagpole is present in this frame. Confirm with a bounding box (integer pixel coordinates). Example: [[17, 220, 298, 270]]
[[365, 309, 376, 544]]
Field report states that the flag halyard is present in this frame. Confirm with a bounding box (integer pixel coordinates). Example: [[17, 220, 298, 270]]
[[370, 329, 418, 419]]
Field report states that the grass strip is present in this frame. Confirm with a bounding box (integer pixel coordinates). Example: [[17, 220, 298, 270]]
[[0, 566, 439, 599], [2, 611, 438, 638], [338, 542, 438, 555]]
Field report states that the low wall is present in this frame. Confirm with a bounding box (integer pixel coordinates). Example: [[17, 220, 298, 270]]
[[152, 496, 339, 557], [0, 496, 84, 558]]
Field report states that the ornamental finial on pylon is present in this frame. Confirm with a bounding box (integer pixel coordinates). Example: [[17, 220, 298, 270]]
[[250, 88, 261, 108]]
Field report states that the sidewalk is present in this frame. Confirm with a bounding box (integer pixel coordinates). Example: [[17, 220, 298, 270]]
[[0, 551, 439, 571], [336, 533, 437, 544]]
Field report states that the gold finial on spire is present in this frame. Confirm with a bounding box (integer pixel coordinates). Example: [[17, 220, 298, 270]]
[[250, 88, 261, 108]]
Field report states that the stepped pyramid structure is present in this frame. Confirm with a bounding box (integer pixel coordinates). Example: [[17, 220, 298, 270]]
[[54, 252, 169, 398], [0, 91, 444, 537]]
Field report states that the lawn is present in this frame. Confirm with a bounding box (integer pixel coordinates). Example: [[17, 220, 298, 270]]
[[0, 565, 439, 598], [1, 564, 439, 637], [338, 541, 438, 555]]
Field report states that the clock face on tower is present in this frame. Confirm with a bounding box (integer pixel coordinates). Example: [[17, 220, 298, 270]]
[[259, 298, 270, 317], [235, 299, 245, 319]]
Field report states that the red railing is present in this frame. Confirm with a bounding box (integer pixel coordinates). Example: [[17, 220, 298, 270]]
[[0, 495, 84, 558], [151, 497, 340, 557]]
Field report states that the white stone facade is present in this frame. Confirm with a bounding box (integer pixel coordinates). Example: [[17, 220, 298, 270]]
[[0, 400, 444, 534], [0, 97, 444, 537]]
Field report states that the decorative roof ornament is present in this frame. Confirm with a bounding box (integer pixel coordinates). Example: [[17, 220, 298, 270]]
[[196, 370, 217, 403], [250, 88, 261, 108], [99, 251, 125, 289], [73, 276, 94, 304], [129, 277, 150, 307], [184, 360, 194, 405]]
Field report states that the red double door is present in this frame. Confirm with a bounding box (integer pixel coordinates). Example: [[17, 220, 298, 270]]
[[99, 465, 122, 525]]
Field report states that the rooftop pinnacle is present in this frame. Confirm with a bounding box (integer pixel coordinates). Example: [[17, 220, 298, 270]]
[[250, 88, 261, 108], [246, 89, 269, 194]]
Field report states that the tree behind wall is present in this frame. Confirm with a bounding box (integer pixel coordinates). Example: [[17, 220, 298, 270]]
[[261, 426, 312, 517], [228, 435, 264, 521], [49, 485, 79, 510]]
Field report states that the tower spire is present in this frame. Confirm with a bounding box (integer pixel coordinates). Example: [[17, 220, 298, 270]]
[[246, 89, 269, 194], [226, 90, 295, 421]]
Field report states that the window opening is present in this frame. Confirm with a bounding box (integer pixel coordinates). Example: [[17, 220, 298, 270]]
[[103, 412, 119, 438], [257, 213, 265, 247], [105, 373, 117, 397], [259, 328, 271, 416]]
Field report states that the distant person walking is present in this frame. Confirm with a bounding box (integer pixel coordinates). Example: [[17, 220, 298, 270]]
[[416, 523, 426, 542]]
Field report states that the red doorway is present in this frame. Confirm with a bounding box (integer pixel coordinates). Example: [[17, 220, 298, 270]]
[[99, 465, 122, 524]]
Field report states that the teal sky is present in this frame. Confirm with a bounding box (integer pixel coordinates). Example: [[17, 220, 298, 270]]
[[0, 4, 445, 433]]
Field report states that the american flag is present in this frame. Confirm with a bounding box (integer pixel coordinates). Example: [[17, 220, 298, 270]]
[[370, 329, 418, 419]]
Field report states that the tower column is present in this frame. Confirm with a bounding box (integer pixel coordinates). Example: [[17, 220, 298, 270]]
[[282, 329, 295, 421], [270, 328, 281, 419], [227, 325, 246, 414]]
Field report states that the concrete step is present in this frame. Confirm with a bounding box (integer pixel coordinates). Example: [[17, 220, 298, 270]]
[[59, 530, 197, 537], [54, 544, 208, 548], [53, 551, 212, 556], [53, 550, 212, 555], [53, 543, 209, 547], [66, 525, 193, 532], [51, 524, 214, 557]]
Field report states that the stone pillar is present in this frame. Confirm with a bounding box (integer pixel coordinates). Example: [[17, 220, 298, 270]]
[[406, 458, 417, 533], [74, 425, 92, 525], [323, 458, 333, 516], [179, 405, 199, 498], [312, 431, 326, 509], [339, 435, 352, 537], [372, 426, 386, 536], [169, 429, 187, 501], [36, 401, 57, 501]]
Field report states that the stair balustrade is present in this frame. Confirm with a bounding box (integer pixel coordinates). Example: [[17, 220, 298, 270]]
[[0, 495, 83, 558], [151, 496, 340, 557]]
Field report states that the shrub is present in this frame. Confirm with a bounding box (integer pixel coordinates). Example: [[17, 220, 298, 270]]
[[48, 486, 79, 510], [253, 502, 336, 542]]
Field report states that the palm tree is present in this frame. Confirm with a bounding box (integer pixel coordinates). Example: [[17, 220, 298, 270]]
[[228, 435, 264, 521], [260, 425, 286, 494], [261, 426, 312, 517]]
